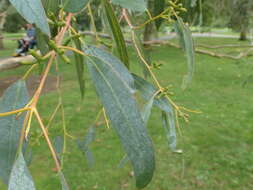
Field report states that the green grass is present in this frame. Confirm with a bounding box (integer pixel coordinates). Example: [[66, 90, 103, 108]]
[[1, 36, 253, 190]]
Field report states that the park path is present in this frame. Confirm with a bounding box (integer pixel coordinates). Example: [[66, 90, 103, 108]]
[[159, 32, 240, 40]]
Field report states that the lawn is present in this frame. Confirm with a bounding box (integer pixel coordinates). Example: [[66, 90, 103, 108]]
[[1, 35, 253, 190]]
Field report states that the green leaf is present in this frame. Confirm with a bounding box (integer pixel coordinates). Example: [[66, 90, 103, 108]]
[[103, 0, 130, 69], [63, 0, 90, 13], [42, 0, 61, 15], [111, 0, 147, 12], [132, 74, 177, 151], [174, 18, 195, 90], [85, 46, 155, 188], [77, 126, 96, 167], [9, 0, 50, 36], [141, 96, 154, 125], [191, 0, 198, 7], [8, 153, 35, 190], [72, 29, 85, 98], [0, 80, 29, 184], [154, 0, 165, 30], [161, 111, 177, 151], [36, 27, 49, 56]]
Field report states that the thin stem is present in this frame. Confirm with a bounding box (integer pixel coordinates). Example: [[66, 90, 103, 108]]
[[132, 7, 172, 30], [22, 64, 38, 80], [0, 107, 30, 117], [102, 108, 110, 129], [59, 46, 86, 56], [123, 10, 188, 117], [34, 109, 61, 172]]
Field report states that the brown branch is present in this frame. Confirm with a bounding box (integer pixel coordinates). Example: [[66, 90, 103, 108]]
[[81, 31, 253, 60], [197, 44, 253, 49], [0, 55, 35, 71], [31, 13, 73, 108], [195, 48, 253, 60], [34, 109, 61, 171]]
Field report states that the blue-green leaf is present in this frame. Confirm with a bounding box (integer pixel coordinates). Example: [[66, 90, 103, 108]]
[[77, 126, 96, 167], [161, 111, 177, 151], [132, 74, 177, 151], [85, 46, 155, 188], [111, 0, 147, 12], [8, 153, 35, 190], [59, 172, 70, 190], [103, 0, 130, 68], [0, 80, 29, 184], [141, 96, 154, 125], [9, 0, 50, 36], [119, 94, 155, 168], [174, 18, 195, 89], [63, 0, 90, 13]]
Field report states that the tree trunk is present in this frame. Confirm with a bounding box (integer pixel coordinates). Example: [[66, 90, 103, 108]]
[[0, 34, 4, 49], [0, 12, 7, 49], [143, 0, 155, 47], [0, 0, 10, 49], [239, 30, 247, 41]]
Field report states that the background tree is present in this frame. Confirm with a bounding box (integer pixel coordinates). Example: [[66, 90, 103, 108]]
[[229, 0, 253, 41], [0, 0, 10, 49], [3, 6, 26, 33]]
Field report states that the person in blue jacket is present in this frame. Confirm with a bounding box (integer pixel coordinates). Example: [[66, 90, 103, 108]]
[[14, 23, 37, 56]]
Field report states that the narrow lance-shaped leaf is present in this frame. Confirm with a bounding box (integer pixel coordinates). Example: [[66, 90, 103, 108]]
[[174, 18, 195, 90], [118, 94, 155, 169], [72, 26, 85, 98], [132, 74, 177, 151], [111, 0, 147, 12], [161, 111, 177, 151], [0, 80, 29, 184], [9, 0, 50, 36], [85, 46, 155, 188], [141, 95, 155, 126], [8, 153, 35, 190], [63, 0, 90, 13], [77, 126, 96, 167], [154, 0, 165, 30], [118, 94, 154, 169], [103, 0, 130, 69], [36, 27, 49, 56]]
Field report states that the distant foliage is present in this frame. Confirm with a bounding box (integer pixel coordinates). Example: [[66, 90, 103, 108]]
[[4, 11, 26, 33]]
